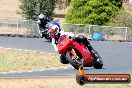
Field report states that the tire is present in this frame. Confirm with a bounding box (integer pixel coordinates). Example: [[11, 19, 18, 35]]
[[76, 74, 86, 85], [46, 34, 52, 42], [93, 52, 103, 69], [48, 37, 52, 42], [60, 54, 69, 64], [39, 31, 44, 38], [66, 52, 82, 70], [43, 31, 47, 38], [55, 38, 59, 44]]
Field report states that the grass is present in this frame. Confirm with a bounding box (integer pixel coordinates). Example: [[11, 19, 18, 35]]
[[0, 77, 131, 88], [0, 48, 65, 72]]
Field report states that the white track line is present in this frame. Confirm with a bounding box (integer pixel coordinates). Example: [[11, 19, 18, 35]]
[[0, 66, 71, 74], [0, 47, 39, 52]]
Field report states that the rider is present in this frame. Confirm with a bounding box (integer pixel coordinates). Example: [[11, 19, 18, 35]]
[[53, 30, 96, 56], [74, 35, 97, 58], [48, 21, 61, 45], [37, 13, 50, 37]]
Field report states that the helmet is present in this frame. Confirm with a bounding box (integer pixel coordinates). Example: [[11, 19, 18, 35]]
[[52, 25, 58, 30], [49, 25, 58, 33], [38, 13, 45, 19]]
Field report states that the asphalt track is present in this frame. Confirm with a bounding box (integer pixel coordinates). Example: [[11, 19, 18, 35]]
[[0, 36, 132, 78]]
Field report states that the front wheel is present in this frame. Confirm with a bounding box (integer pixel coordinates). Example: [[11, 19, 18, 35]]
[[60, 54, 69, 64], [66, 52, 82, 70], [46, 34, 52, 42], [39, 31, 44, 38]]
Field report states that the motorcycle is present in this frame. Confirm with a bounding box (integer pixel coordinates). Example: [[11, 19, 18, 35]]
[[57, 35, 103, 69], [42, 21, 60, 43]]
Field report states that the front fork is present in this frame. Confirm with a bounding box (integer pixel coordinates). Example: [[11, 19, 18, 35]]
[[69, 48, 84, 66], [69, 49, 77, 59]]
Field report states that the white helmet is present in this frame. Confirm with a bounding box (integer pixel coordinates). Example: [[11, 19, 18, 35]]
[[49, 25, 59, 33], [38, 13, 45, 19], [52, 25, 58, 30]]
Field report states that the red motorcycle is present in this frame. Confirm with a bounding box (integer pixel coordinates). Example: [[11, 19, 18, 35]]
[[57, 35, 103, 69]]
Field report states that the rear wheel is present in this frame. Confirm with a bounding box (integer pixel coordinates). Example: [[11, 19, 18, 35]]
[[93, 52, 103, 69]]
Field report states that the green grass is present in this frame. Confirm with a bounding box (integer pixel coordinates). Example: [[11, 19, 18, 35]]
[[0, 48, 64, 72]]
